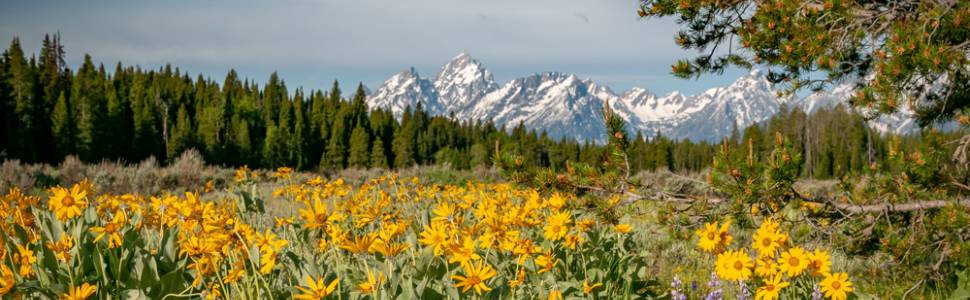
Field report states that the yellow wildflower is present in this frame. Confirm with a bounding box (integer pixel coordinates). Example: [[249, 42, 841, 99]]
[[548, 289, 563, 300], [356, 271, 384, 294], [807, 249, 832, 277], [90, 212, 127, 249], [778, 247, 810, 277], [452, 261, 497, 295], [543, 211, 572, 241], [13, 244, 36, 278], [583, 280, 603, 294], [294, 275, 339, 299], [820, 272, 853, 300], [48, 185, 88, 221], [715, 249, 753, 281], [755, 274, 789, 300], [60, 282, 97, 300], [0, 264, 13, 297], [47, 235, 74, 263], [418, 223, 451, 256]]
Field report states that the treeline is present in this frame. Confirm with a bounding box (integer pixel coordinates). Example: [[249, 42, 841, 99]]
[[0, 34, 611, 171], [0, 34, 956, 178]]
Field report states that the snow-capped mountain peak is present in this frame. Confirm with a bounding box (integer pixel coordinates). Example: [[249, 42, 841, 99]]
[[366, 53, 923, 142], [368, 67, 440, 116], [433, 53, 498, 115]]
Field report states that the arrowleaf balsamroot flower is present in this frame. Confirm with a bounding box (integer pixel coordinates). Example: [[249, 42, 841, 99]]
[[543, 211, 572, 241], [583, 280, 603, 294], [752, 218, 784, 257], [820, 272, 853, 300], [46, 235, 74, 263], [60, 282, 97, 300], [614, 223, 632, 233], [696, 221, 731, 253], [0, 264, 13, 297], [294, 275, 339, 299], [755, 274, 789, 300], [779, 247, 810, 277], [90, 212, 127, 249], [418, 223, 451, 256], [807, 249, 832, 277], [452, 261, 497, 295], [356, 271, 384, 294], [715, 249, 753, 281], [48, 184, 88, 221]]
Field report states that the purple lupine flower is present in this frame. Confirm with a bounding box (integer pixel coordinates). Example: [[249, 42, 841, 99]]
[[707, 271, 721, 288], [737, 280, 750, 300], [705, 288, 723, 300], [670, 276, 687, 300], [811, 284, 823, 300]]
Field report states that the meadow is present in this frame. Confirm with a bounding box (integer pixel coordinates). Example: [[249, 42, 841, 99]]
[[4, 150, 962, 300]]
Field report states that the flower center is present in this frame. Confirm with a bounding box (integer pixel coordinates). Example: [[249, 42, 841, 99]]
[[707, 232, 716, 240], [788, 257, 800, 266], [762, 238, 772, 246], [734, 261, 744, 270], [62, 196, 75, 207], [832, 281, 841, 289]]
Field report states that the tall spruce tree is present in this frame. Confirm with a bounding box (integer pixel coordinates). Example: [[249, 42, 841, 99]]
[[370, 138, 388, 169], [348, 124, 370, 168]]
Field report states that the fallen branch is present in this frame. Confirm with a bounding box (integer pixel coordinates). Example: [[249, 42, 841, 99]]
[[813, 197, 970, 213], [618, 189, 970, 213]]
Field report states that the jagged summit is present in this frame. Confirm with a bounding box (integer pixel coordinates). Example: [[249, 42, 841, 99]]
[[433, 52, 498, 115], [366, 53, 918, 142]]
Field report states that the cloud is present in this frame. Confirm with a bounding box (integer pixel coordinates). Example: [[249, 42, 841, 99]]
[[574, 13, 590, 23], [0, 0, 745, 94]]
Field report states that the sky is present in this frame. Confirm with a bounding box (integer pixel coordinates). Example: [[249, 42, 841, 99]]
[[0, 0, 751, 96]]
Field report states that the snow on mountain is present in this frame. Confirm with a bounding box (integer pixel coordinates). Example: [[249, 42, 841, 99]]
[[433, 53, 499, 115], [461, 72, 611, 142], [367, 67, 440, 117], [367, 53, 926, 142], [795, 83, 920, 135], [663, 70, 781, 140]]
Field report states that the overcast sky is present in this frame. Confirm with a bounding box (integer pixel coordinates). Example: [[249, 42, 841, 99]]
[[0, 0, 750, 95]]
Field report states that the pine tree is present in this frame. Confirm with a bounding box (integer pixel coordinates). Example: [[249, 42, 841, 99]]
[[348, 124, 370, 168], [196, 83, 226, 163], [324, 109, 349, 169], [230, 116, 252, 165], [639, 0, 970, 126], [291, 89, 309, 169], [262, 123, 284, 167], [167, 104, 194, 162], [50, 91, 74, 159], [370, 138, 388, 169], [392, 129, 414, 169], [73, 55, 107, 161], [131, 80, 163, 161], [5, 37, 37, 160]]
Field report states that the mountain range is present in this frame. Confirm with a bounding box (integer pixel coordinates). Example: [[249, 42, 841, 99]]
[[366, 53, 916, 142]]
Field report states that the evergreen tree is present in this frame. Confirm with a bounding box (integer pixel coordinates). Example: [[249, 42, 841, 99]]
[[4, 37, 37, 160], [348, 124, 370, 168], [262, 123, 285, 167], [50, 91, 74, 159], [167, 104, 194, 161], [324, 109, 349, 168], [73, 55, 106, 161], [370, 138, 388, 169]]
